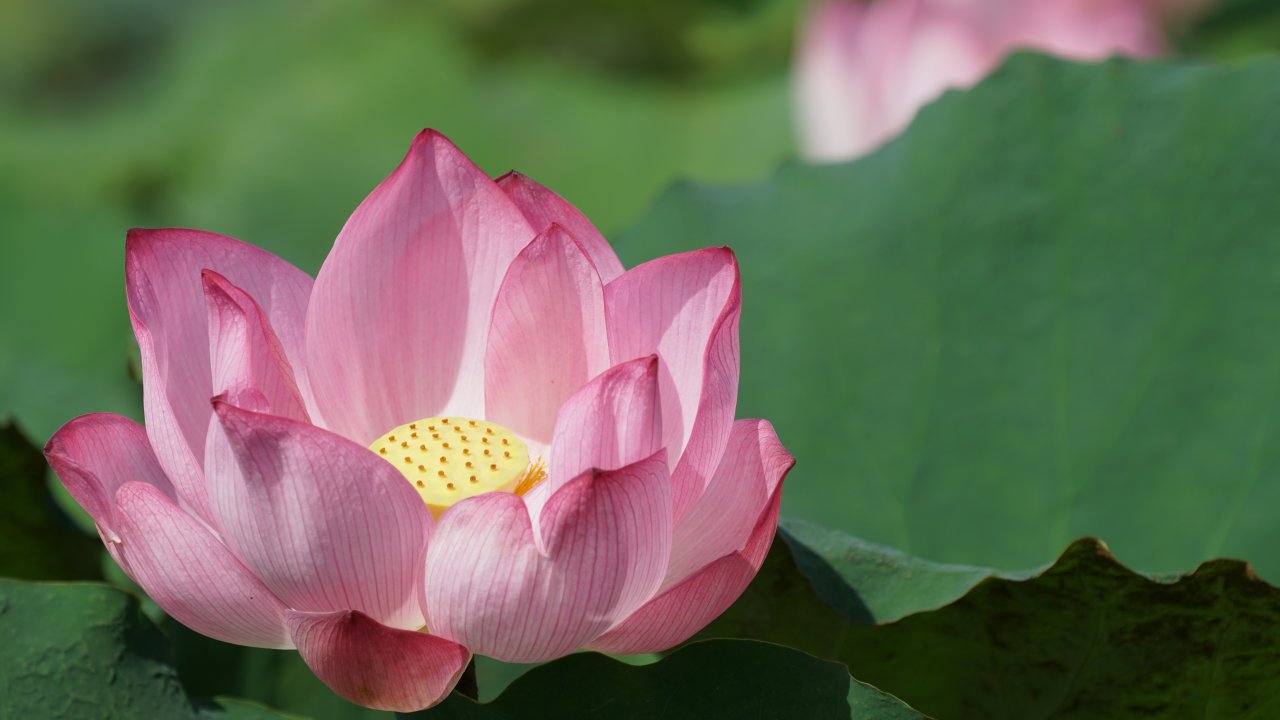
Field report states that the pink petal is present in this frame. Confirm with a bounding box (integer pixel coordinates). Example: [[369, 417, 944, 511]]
[[422, 453, 671, 663], [496, 171, 625, 283], [536, 355, 662, 516], [889, 5, 998, 138], [605, 247, 740, 524], [114, 481, 292, 649], [664, 419, 793, 587], [203, 270, 309, 422], [286, 609, 470, 712], [793, 0, 872, 161], [793, 0, 998, 162], [206, 402, 431, 629], [44, 413, 175, 541], [126, 228, 313, 522], [1000, 0, 1165, 60], [305, 130, 536, 443], [484, 225, 610, 447], [587, 471, 787, 655]]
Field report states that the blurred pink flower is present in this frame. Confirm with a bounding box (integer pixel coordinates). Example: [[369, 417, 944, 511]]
[[794, 0, 1168, 161], [45, 131, 793, 711]]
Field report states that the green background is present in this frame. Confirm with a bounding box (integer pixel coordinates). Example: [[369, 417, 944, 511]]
[[8, 0, 1280, 716]]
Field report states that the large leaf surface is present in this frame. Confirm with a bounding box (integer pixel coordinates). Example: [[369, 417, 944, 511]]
[[176, 622, 925, 718], [619, 53, 1280, 576], [0, 578, 922, 719], [0, 578, 293, 719], [707, 524, 1280, 719], [779, 519, 1035, 623], [420, 640, 923, 720]]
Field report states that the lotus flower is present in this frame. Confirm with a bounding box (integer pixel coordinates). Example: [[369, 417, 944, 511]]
[[44, 131, 793, 711], [794, 0, 1167, 162]]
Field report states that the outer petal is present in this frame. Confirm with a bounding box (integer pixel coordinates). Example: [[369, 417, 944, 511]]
[[203, 270, 309, 422], [305, 130, 536, 443], [484, 225, 610, 447], [286, 609, 470, 712], [496, 171, 625, 283], [605, 247, 740, 524], [536, 355, 662, 516], [114, 481, 292, 649], [587, 461, 789, 655], [664, 419, 793, 586], [44, 413, 175, 541], [422, 454, 671, 663], [126, 228, 313, 521], [206, 402, 431, 629]]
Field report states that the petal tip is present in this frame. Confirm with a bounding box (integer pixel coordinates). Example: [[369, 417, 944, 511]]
[[495, 169, 526, 186], [408, 128, 465, 159]]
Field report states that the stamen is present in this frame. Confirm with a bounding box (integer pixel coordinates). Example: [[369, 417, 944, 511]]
[[369, 416, 535, 519]]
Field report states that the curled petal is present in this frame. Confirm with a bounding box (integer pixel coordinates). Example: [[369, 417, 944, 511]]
[[538, 355, 662, 514], [203, 270, 309, 421], [423, 454, 671, 663], [287, 609, 470, 712], [207, 402, 431, 629], [115, 482, 291, 649], [305, 130, 536, 442], [587, 474, 786, 655], [664, 419, 793, 586], [484, 225, 610, 447], [605, 247, 740, 524], [44, 413, 175, 541], [497, 171, 625, 282], [126, 228, 312, 522]]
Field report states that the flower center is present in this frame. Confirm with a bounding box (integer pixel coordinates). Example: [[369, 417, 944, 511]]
[[369, 417, 545, 517]]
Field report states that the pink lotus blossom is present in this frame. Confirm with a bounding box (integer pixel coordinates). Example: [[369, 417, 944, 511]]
[[44, 131, 793, 711], [794, 0, 1167, 161]]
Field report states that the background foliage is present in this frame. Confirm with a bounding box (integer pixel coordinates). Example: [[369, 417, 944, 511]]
[[7, 0, 1280, 717]]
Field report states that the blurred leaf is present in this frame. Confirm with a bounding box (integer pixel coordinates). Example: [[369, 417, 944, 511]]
[[1177, 0, 1280, 58], [708, 524, 1280, 719], [0, 579, 292, 719], [618, 53, 1280, 577], [0, 419, 101, 580], [417, 640, 924, 719], [0, 0, 179, 111], [459, 0, 790, 82], [0, 1, 790, 441]]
